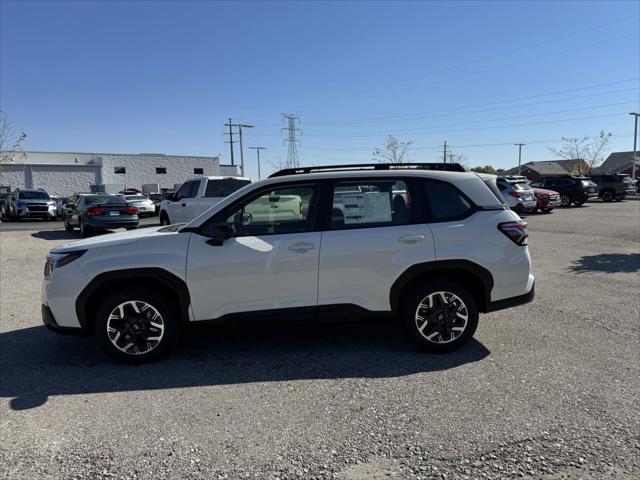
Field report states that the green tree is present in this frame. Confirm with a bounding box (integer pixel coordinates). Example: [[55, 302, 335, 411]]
[[470, 165, 497, 174]]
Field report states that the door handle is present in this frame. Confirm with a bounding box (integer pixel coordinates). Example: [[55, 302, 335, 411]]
[[398, 234, 425, 244], [181, 203, 186, 207], [288, 242, 316, 253]]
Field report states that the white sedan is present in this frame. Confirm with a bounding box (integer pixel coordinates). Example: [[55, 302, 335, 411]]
[[121, 194, 156, 217]]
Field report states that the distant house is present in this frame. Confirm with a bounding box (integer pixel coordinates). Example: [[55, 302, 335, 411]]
[[503, 159, 586, 181], [592, 151, 640, 175]]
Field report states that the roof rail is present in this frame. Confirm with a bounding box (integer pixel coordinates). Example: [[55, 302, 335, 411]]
[[269, 162, 466, 178]]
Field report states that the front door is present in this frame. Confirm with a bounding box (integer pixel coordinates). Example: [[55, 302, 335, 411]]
[[167, 180, 198, 224], [186, 182, 321, 320]]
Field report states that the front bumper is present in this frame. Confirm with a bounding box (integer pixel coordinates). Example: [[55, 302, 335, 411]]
[[42, 304, 88, 336], [17, 207, 57, 218]]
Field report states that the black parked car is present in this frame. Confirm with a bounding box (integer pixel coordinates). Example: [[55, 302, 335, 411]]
[[531, 176, 598, 207], [589, 174, 636, 202]]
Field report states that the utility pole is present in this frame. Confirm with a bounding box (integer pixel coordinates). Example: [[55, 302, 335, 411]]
[[282, 113, 302, 168], [448, 152, 456, 164], [443, 141, 447, 163], [249, 146, 267, 180], [223, 118, 236, 166], [237, 123, 254, 177], [630, 112, 639, 181], [515, 143, 525, 176]]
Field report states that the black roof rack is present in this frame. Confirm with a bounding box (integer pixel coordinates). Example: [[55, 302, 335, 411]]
[[269, 162, 466, 178]]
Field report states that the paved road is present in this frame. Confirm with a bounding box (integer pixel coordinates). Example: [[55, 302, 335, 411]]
[[1, 201, 638, 479]]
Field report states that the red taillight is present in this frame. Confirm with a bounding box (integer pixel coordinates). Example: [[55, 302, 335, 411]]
[[85, 207, 105, 216], [123, 206, 139, 215], [498, 221, 528, 246], [508, 191, 522, 198]]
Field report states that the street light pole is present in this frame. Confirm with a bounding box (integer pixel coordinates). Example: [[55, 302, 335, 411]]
[[249, 146, 267, 180], [515, 143, 525, 176], [630, 113, 639, 181]]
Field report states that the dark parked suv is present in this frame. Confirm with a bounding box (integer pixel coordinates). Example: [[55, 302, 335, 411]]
[[589, 174, 636, 202], [531, 176, 598, 207]]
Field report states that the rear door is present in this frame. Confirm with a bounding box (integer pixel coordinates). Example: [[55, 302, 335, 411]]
[[317, 178, 435, 312]]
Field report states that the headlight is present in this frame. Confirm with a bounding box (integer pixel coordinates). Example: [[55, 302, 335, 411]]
[[44, 250, 87, 279]]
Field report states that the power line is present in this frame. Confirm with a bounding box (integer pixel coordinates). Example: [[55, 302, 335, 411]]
[[281, 113, 302, 168]]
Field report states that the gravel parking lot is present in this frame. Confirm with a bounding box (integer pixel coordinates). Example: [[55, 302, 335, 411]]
[[1, 201, 639, 480]]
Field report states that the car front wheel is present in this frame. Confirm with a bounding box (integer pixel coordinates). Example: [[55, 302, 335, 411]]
[[63, 216, 74, 231], [95, 288, 178, 363], [560, 194, 571, 207], [601, 190, 614, 202], [159, 212, 170, 226], [401, 282, 478, 353]]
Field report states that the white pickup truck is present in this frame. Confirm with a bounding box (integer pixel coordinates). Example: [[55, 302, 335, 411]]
[[159, 176, 251, 225]]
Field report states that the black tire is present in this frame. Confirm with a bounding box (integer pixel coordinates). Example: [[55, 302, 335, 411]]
[[573, 200, 585, 207], [541, 208, 553, 213], [560, 194, 571, 207], [614, 194, 624, 202], [95, 287, 178, 363], [513, 204, 524, 214], [63, 216, 74, 231], [400, 281, 479, 353], [159, 212, 170, 226], [601, 190, 614, 202], [126, 225, 139, 230], [79, 218, 92, 237]]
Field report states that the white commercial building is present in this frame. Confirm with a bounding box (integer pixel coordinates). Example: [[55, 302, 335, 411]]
[[0, 151, 237, 196]]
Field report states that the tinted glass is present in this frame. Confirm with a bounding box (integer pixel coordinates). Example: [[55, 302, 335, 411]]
[[175, 181, 197, 199], [205, 179, 251, 198], [215, 184, 317, 236], [331, 180, 411, 229], [425, 181, 473, 221], [18, 191, 50, 200], [85, 195, 127, 205]]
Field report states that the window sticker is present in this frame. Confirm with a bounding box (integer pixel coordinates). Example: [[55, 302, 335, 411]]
[[335, 191, 392, 224]]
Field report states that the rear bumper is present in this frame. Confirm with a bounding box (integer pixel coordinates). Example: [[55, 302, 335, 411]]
[[86, 216, 139, 229], [42, 304, 89, 336], [485, 279, 535, 313]]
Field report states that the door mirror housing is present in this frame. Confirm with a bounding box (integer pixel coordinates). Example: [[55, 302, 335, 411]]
[[206, 223, 233, 246]]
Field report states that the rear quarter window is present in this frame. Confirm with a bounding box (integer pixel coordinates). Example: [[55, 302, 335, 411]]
[[424, 180, 474, 222], [205, 179, 251, 198]]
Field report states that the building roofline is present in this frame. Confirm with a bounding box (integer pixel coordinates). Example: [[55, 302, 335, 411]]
[[5, 150, 219, 159]]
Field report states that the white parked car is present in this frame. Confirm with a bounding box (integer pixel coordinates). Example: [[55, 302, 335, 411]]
[[159, 176, 251, 225], [42, 163, 534, 362], [120, 194, 156, 217], [496, 176, 537, 214]]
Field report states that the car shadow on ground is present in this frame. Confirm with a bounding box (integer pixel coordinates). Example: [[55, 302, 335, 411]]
[[568, 253, 640, 274], [0, 319, 490, 411], [31, 230, 80, 240]]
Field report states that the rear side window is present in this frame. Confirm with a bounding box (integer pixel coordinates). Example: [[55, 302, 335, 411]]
[[425, 181, 473, 222], [205, 179, 251, 198], [330, 180, 411, 229]]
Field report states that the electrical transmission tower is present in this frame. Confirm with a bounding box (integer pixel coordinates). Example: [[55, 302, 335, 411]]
[[281, 113, 302, 168]]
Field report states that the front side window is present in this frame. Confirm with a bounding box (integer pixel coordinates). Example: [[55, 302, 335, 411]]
[[175, 181, 198, 200], [331, 180, 411, 229], [209, 184, 318, 237], [425, 180, 473, 222]]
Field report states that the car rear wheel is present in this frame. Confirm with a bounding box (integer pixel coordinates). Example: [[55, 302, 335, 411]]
[[401, 282, 478, 353], [560, 194, 571, 207], [79, 219, 92, 237], [541, 208, 553, 213], [95, 288, 178, 363], [601, 190, 614, 202]]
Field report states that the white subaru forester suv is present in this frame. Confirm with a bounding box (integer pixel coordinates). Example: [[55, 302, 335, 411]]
[[42, 163, 534, 362]]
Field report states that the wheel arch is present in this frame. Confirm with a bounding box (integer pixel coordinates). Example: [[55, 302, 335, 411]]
[[390, 260, 494, 314], [76, 268, 191, 334]]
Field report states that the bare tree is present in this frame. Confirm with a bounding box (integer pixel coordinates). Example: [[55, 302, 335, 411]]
[[0, 110, 27, 173], [373, 135, 412, 163], [548, 131, 611, 175], [267, 156, 290, 172]]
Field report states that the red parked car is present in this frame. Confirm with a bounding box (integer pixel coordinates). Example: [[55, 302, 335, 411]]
[[531, 187, 561, 213]]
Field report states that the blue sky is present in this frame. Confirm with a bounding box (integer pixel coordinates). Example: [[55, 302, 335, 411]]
[[1, 0, 639, 179]]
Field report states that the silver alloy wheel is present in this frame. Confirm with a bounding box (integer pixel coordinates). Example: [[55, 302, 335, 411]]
[[106, 300, 165, 355], [415, 291, 469, 344]]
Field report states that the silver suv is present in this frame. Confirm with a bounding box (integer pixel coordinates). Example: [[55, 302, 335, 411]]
[[9, 188, 57, 220], [496, 177, 537, 214]]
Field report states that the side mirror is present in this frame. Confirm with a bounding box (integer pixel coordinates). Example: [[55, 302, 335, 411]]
[[206, 223, 233, 246]]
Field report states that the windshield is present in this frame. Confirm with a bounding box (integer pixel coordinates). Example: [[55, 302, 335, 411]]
[[18, 191, 50, 200], [86, 195, 127, 205], [620, 176, 634, 183], [512, 181, 532, 191]]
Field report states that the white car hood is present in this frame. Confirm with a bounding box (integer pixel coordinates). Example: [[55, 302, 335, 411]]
[[52, 226, 179, 253]]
